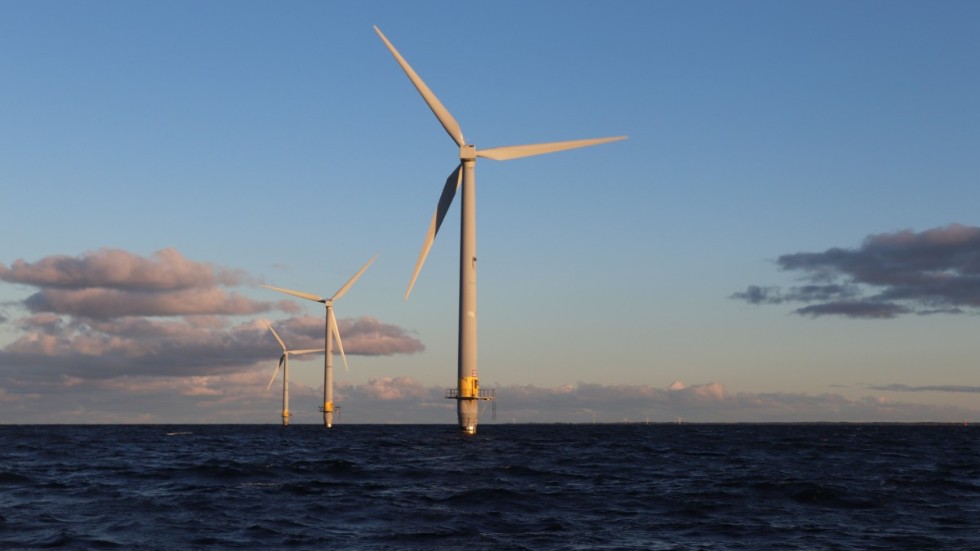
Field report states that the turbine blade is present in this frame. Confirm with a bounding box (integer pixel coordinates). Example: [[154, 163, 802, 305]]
[[262, 285, 325, 303], [289, 349, 323, 356], [265, 320, 287, 352], [329, 309, 350, 372], [332, 254, 378, 301], [477, 136, 627, 161], [373, 25, 465, 147], [406, 164, 462, 300], [266, 356, 284, 390]]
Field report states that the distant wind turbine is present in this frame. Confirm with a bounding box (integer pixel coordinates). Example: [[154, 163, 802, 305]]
[[264, 320, 321, 427], [374, 26, 626, 434], [263, 254, 377, 427]]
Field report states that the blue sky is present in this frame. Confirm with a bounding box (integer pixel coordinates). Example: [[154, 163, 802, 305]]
[[2, 1, 979, 423]]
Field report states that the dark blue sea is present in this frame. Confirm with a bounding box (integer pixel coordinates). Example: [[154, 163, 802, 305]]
[[1, 424, 978, 550]]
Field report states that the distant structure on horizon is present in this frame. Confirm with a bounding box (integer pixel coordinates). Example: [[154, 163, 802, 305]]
[[374, 26, 626, 435]]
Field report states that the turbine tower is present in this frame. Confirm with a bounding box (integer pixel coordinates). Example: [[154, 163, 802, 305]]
[[374, 26, 626, 435], [264, 320, 321, 426], [263, 254, 377, 427]]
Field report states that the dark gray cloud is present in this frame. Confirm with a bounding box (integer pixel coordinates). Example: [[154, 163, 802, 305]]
[[794, 301, 910, 319], [732, 224, 980, 318], [730, 285, 782, 304], [730, 284, 858, 305]]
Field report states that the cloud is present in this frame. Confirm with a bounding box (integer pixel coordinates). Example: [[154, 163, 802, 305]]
[[266, 316, 425, 356], [480, 381, 979, 423], [339, 317, 426, 356], [1, 248, 294, 320], [0, 377, 976, 424], [22, 287, 293, 319], [0, 313, 425, 382], [869, 384, 980, 394], [0, 317, 274, 379], [0, 248, 425, 385], [732, 224, 980, 318], [0, 248, 245, 290], [794, 301, 910, 319], [344, 377, 434, 401], [729, 285, 783, 304]]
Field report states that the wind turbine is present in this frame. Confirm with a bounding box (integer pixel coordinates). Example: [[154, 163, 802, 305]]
[[263, 254, 377, 428], [264, 320, 321, 426], [374, 26, 626, 435]]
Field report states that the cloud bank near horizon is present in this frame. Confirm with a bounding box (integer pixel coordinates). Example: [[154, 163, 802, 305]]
[[0, 378, 975, 424], [868, 384, 980, 394], [0, 248, 425, 384], [731, 224, 980, 319], [3, 248, 977, 424]]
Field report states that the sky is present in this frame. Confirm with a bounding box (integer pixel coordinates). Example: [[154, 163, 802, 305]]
[[2, 1, 979, 424]]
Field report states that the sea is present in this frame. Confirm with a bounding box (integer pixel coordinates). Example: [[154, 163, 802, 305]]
[[1, 423, 977, 550]]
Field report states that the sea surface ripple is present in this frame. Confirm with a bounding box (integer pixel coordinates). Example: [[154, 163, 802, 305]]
[[1, 423, 978, 550]]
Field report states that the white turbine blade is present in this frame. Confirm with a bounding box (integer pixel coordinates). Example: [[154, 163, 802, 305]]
[[265, 321, 287, 352], [332, 254, 378, 301], [373, 25, 465, 147], [289, 349, 322, 356], [266, 356, 284, 390], [262, 284, 325, 303], [406, 164, 462, 300], [329, 309, 350, 373], [477, 136, 627, 161]]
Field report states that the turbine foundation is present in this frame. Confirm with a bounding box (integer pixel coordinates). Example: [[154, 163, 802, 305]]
[[446, 385, 495, 435]]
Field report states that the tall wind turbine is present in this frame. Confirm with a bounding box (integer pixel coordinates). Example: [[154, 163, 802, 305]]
[[264, 320, 321, 426], [263, 254, 377, 428], [374, 26, 626, 435]]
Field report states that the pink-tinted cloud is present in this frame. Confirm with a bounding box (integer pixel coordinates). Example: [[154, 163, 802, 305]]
[[350, 376, 432, 401], [668, 381, 728, 401], [264, 315, 425, 356], [0, 248, 245, 290], [0, 248, 425, 385], [2, 249, 296, 320], [0, 312, 425, 384], [340, 317, 425, 356], [24, 286, 295, 319], [1, 317, 271, 379]]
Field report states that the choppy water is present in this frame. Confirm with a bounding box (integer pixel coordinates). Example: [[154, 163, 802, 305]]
[[1, 423, 978, 550]]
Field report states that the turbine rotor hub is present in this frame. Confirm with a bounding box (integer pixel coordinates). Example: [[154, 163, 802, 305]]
[[459, 144, 476, 161]]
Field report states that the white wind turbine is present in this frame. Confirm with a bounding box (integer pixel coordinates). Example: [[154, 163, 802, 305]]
[[264, 320, 321, 427], [374, 26, 626, 434], [263, 254, 377, 428]]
